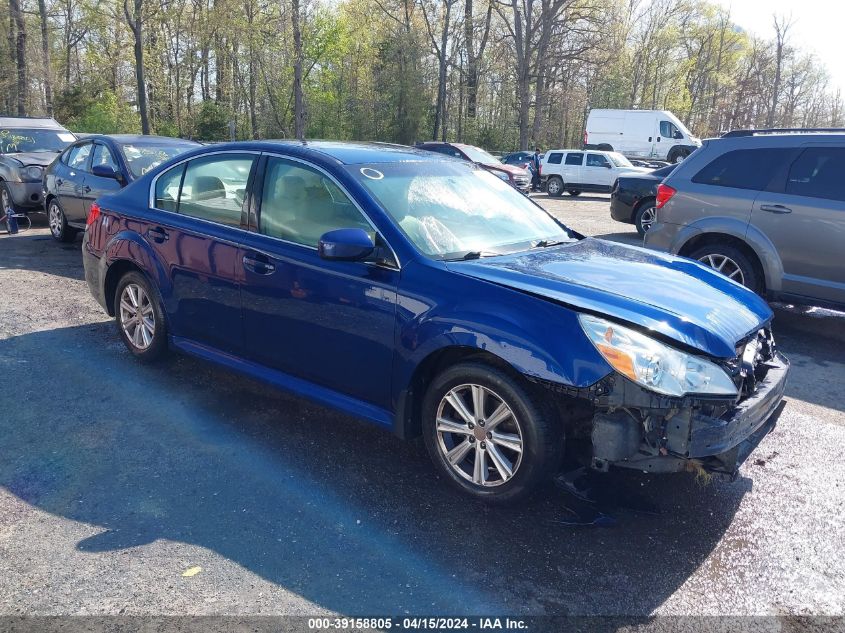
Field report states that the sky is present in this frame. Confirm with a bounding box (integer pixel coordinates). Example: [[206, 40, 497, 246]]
[[713, 0, 845, 93]]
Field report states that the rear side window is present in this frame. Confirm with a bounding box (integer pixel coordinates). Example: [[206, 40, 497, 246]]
[[178, 154, 254, 227], [692, 149, 792, 191], [154, 164, 184, 211], [546, 153, 563, 164], [785, 147, 845, 202], [565, 152, 583, 166]]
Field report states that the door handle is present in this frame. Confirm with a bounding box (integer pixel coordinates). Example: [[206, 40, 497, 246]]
[[760, 204, 792, 214], [146, 227, 169, 243], [648, 137, 652, 142], [243, 253, 276, 275], [657, 136, 661, 142]]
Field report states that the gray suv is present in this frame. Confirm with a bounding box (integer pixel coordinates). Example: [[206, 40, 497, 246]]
[[645, 129, 845, 310], [0, 117, 76, 219]]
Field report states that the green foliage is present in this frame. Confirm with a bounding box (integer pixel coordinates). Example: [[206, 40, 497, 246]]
[[56, 88, 141, 134], [193, 101, 232, 141]]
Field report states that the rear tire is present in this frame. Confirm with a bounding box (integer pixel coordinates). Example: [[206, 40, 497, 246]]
[[689, 243, 761, 294], [567, 190, 581, 197], [422, 361, 563, 504], [634, 200, 657, 237], [114, 271, 169, 362], [546, 176, 564, 197], [47, 199, 78, 243]]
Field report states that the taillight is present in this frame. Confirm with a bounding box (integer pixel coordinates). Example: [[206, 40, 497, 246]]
[[86, 201, 101, 225], [655, 184, 677, 209]]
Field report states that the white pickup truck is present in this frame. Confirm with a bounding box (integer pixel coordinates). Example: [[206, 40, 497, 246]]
[[541, 149, 649, 197]]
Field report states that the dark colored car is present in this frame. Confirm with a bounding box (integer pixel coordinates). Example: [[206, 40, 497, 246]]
[[83, 140, 788, 504], [645, 129, 845, 309], [43, 134, 200, 242], [610, 164, 677, 236], [416, 141, 531, 193], [501, 151, 534, 170], [0, 117, 76, 219]]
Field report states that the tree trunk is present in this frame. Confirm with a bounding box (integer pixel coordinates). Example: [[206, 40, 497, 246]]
[[291, 0, 305, 139], [433, 0, 452, 141], [37, 0, 53, 116], [124, 0, 151, 134], [10, 0, 27, 116]]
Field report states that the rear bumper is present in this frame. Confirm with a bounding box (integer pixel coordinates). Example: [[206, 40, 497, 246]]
[[6, 181, 43, 211], [642, 220, 688, 253], [82, 232, 108, 312]]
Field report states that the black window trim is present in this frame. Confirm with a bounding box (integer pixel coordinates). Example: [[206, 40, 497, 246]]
[[780, 144, 845, 201]]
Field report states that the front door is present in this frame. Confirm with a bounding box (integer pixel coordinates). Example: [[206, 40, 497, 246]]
[[584, 153, 615, 189], [240, 155, 398, 409], [147, 152, 257, 353], [59, 141, 91, 222], [751, 145, 845, 304], [83, 142, 124, 218], [561, 151, 584, 185]]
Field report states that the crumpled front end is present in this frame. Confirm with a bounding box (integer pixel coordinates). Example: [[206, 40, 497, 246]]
[[588, 329, 788, 480]]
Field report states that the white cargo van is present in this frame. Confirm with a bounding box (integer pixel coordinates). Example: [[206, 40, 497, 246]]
[[584, 109, 701, 163]]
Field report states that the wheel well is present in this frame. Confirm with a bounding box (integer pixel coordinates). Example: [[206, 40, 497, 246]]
[[103, 260, 144, 316], [631, 196, 656, 222], [678, 233, 766, 292], [395, 346, 522, 440]]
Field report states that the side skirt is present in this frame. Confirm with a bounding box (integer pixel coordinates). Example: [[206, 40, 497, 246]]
[[170, 336, 395, 430]]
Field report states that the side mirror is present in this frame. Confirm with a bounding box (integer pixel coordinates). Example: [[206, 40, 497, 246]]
[[673, 131, 684, 140], [604, 163, 612, 168], [318, 228, 375, 261], [92, 164, 122, 182]]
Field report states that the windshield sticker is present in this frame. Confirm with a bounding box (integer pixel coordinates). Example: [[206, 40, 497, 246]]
[[360, 167, 384, 180]]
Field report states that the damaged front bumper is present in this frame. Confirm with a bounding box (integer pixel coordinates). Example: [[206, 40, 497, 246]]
[[590, 350, 789, 480]]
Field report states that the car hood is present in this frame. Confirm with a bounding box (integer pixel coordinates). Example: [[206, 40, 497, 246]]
[[446, 238, 773, 358], [3, 151, 59, 167], [487, 163, 529, 176]]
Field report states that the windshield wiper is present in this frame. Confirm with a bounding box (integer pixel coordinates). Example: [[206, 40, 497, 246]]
[[532, 238, 569, 248], [444, 250, 499, 261]]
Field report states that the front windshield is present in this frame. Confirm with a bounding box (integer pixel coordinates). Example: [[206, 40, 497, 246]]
[[121, 143, 196, 177], [459, 145, 501, 166], [0, 128, 75, 154], [608, 152, 633, 167], [350, 161, 573, 258]]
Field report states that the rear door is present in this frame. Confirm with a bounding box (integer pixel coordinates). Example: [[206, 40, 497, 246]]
[[750, 145, 845, 304], [583, 152, 615, 188], [562, 151, 584, 185], [147, 152, 258, 353], [59, 141, 91, 221]]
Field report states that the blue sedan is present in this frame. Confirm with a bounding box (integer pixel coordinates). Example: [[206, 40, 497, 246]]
[[82, 141, 788, 503]]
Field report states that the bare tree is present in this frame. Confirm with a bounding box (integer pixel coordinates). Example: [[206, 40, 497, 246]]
[[37, 0, 53, 116], [9, 0, 27, 115], [124, 0, 151, 133], [767, 13, 793, 127], [292, 0, 305, 138]]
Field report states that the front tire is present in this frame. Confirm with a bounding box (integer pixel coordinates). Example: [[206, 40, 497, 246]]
[[47, 199, 78, 243], [546, 176, 564, 197], [689, 243, 761, 294], [114, 271, 169, 362], [422, 362, 562, 504]]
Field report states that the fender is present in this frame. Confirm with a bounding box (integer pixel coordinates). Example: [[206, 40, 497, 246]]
[[674, 215, 784, 293], [390, 260, 612, 411], [104, 229, 173, 304]]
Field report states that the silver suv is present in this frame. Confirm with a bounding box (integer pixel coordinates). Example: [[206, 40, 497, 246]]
[[645, 129, 845, 310]]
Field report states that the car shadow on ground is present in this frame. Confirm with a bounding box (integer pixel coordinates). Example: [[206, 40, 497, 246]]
[[0, 225, 84, 281], [1, 323, 752, 617]]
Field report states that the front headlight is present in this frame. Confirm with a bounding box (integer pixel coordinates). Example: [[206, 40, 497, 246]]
[[579, 314, 737, 397], [24, 165, 43, 181]]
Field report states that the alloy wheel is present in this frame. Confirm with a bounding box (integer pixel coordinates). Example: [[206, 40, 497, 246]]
[[547, 179, 562, 195], [48, 203, 63, 237], [435, 383, 523, 487], [698, 253, 745, 285], [639, 205, 656, 232], [119, 283, 156, 350]]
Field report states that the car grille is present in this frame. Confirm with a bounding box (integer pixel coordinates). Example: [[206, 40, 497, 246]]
[[514, 175, 530, 187], [723, 328, 777, 401]]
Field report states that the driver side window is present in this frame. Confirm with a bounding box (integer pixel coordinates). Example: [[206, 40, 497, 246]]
[[660, 120, 678, 138], [259, 157, 372, 247]]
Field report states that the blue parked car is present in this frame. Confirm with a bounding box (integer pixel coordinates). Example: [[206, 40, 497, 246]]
[[82, 141, 788, 503]]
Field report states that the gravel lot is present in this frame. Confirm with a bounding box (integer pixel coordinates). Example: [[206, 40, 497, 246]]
[[1, 196, 843, 620]]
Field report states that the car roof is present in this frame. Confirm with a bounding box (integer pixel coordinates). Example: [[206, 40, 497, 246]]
[[0, 116, 68, 130], [194, 140, 450, 165], [81, 134, 201, 145]]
